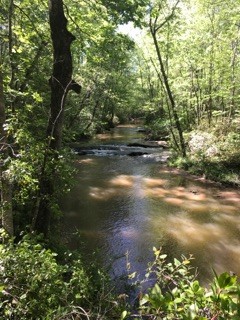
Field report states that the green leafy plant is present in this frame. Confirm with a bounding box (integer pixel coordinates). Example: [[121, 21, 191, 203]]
[[0, 233, 121, 319], [123, 248, 240, 320]]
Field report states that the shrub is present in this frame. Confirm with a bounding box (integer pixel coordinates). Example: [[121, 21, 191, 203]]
[[122, 248, 240, 320], [2, 235, 240, 320], [188, 131, 219, 159], [0, 233, 120, 319]]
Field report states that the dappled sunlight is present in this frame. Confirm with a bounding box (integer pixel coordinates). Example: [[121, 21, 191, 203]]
[[142, 175, 240, 217], [169, 186, 187, 198], [206, 241, 240, 276], [96, 133, 124, 140], [144, 177, 168, 187], [221, 242, 240, 267], [160, 211, 240, 276], [216, 212, 240, 222], [148, 208, 240, 277], [182, 199, 219, 213], [89, 186, 117, 200], [165, 197, 184, 205], [160, 167, 187, 175], [218, 191, 240, 207], [217, 204, 240, 214], [144, 182, 211, 208], [145, 187, 168, 198], [167, 214, 226, 245], [184, 190, 207, 201], [180, 200, 210, 213], [77, 158, 95, 164], [109, 174, 134, 187], [213, 212, 240, 232], [88, 175, 134, 200], [64, 125, 240, 285]]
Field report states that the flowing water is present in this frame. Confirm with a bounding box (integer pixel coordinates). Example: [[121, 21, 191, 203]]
[[62, 125, 240, 287]]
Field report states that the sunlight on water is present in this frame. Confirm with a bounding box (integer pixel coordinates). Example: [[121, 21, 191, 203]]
[[110, 175, 134, 187], [77, 158, 95, 164], [89, 187, 117, 200], [62, 126, 240, 286], [166, 213, 240, 276]]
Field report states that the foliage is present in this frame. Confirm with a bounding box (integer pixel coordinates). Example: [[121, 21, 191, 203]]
[[1, 0, 147, 236], [169, 154, 240, 187], [169, 121, 240, 186], [99, 0, 148, 25], [122, 248, 240, 320], [0, 233, 122, 319], [188, 131, 219, 159], [1, 0, 240, 317], [139, 0, 240, 159], [1, 237, 240, 320]]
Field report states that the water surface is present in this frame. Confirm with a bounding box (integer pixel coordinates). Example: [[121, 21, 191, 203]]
[[62, 125, 240, 286]]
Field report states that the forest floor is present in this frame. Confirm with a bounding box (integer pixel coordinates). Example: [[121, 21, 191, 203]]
[[168, 156, 240, 189]]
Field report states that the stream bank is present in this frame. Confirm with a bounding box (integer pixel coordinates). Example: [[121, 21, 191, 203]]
[[169, 153, 240, 189]]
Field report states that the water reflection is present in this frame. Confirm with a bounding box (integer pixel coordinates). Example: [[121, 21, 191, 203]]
[[62, 126, 240, 287]]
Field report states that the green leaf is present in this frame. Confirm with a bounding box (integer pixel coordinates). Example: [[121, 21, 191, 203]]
[[217, 272, 236, 289], [152, 283, 161, 295], [120, 310, 128, 319], [160, 254, 167, 259], [20, 293, 27, 300], [174, 258, 181, 266], [128, 271, 136, 279], [192, 281, 200, 293], [140, 295, 149, 306]]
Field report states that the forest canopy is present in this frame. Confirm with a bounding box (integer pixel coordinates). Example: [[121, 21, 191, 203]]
[[0, 0, 240, 251], [0, 0, 240, 318]]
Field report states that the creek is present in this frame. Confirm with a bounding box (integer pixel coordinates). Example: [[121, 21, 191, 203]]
[[62, 125, 240, 287]]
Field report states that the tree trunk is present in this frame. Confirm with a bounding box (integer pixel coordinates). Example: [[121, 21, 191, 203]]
[[32, 0, 80, 236], [0, 69, 14, 237], [148, 1, 186, 157], [150, 28, 186, 157], [47, 0, 81, 150], [229, 29, 239, 121]]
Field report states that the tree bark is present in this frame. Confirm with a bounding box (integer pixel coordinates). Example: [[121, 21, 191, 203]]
[[148, 1, 186, 157], [47, 0, 81, 150], [150, 28, 186, 157], [32, 0, 81, 236], [229, 29, 239, 121], [0, 69, 14, 237]]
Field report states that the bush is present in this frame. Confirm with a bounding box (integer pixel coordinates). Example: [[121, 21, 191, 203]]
[[0, 233, 120, 319], [2, 235, 240, 320], [122, 248, 240, 320], [145, 119, 170, 141], [171, 127, 240, 186]]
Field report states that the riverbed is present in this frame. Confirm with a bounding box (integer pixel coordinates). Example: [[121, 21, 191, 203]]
[[62, 125, 240, 287]]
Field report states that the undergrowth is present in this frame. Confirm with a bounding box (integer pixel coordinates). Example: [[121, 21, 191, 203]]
[[1, 234, 240, 319], [122, 248, 240, 320], [0, 232, 123, 320], [169, 124, 240, 187]]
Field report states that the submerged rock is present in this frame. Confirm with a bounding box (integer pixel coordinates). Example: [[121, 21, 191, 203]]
[[127, 141, 168, 148], [128, 151, 148, 157]]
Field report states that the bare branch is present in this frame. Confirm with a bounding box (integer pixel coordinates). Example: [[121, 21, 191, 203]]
[[152, 0, 180, 33]]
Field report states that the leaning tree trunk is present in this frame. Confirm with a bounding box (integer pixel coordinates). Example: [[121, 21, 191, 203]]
[[0, 68, 14, 237], [151, 29, 186, 157], [148, 1, 186, 158], [32, 0, 80, 236]]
